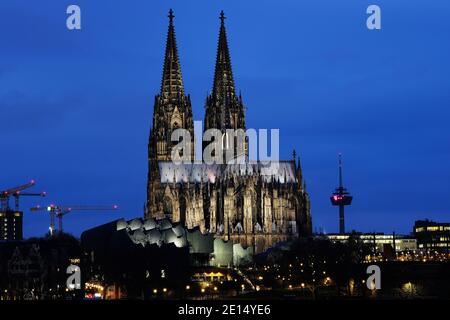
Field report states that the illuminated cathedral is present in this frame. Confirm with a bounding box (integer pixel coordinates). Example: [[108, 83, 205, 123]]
[[145, 10, 312, 252]]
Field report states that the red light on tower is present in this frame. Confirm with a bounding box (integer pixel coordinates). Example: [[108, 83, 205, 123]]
[[330, 154, 353, 234]]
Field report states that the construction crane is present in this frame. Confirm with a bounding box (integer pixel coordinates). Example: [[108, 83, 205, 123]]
[[30, 204, 119, 235], [1, 180, 46, 211], [13, 191, 47, 211]]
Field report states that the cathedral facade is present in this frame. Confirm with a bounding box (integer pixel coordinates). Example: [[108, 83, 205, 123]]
[[145, 10, 312, 252]]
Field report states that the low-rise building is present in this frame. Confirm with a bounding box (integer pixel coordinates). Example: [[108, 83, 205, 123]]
[[414, 220, 450, 252], [80, 217, 257, 299], [0, 235, 81, 300], [323, 233, 417, 252]]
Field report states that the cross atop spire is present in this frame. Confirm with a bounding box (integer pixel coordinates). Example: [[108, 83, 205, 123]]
[[160, 9, 184, 101], [212, 10, 236, 99], [204, 11, 246, 134], [220, 10, 226, 24], [168, 8, 174, 24]]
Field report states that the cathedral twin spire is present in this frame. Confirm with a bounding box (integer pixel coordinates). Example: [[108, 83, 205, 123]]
[[147, 10, 311, 238], [212, 11, 237, 101], [155, 9, 245, 135], [205, 11, 246, 132], [160, 9, 185, 102], [149, 9, 194, 162]]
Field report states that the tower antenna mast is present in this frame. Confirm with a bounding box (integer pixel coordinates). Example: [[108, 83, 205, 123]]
[[330, 154, 353, 234]]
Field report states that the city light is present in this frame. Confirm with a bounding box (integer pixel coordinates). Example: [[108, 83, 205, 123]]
[[0, 4, 447, 308]]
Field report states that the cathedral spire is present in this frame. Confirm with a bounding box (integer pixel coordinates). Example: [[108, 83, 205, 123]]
[[204, 11, 246, 134], [212, 10, 236, 99], [161, 9, 184, 101]]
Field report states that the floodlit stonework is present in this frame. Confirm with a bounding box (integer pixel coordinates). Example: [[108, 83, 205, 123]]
[[145, 10, 312, 252]]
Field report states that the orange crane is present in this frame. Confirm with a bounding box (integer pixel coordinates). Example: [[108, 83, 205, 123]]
[[30, 204, 119, 235], [1, 180, 46, 211]]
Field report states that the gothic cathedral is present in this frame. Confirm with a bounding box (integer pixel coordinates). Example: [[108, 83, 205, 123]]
[[145, 10, 312, 252]]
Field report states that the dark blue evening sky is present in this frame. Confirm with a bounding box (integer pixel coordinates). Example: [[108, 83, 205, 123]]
[[1, 0, 449, 237]]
